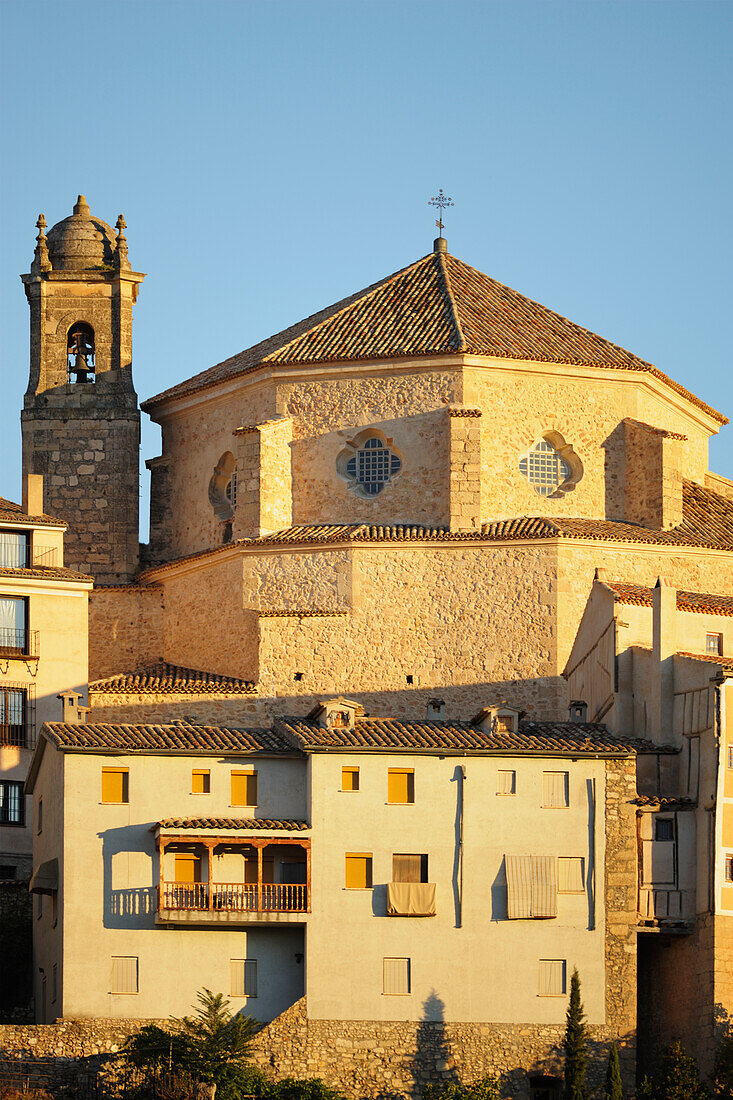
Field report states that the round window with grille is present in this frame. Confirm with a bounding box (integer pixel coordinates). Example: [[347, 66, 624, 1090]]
[[518, 434, 581, 497], [338, 432, 403, 498]]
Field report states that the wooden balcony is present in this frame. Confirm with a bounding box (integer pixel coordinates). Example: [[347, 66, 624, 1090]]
[[158, 881, 308, 914]]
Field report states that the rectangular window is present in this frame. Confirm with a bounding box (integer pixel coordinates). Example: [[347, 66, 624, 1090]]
[[345, 853, 373, 889], [539, 959, 566, 996], [706, 633, 723, 656], [383, 957, 411, 996], [101, 768, 129, 804], [231, 770, 257, 806], [0, 596, 27, 654], [388, 769, 415, 804], [0, 687, 27, 748], [558, 857, 585, 894], [230, 959, 257, 997], [174, 854, 202, 883], [725, 856, 733, 883], [506, 855, 558, 918], [192, 770, 210, 794], [0, 781, 25, 826], [497, 770, 516, 795], [392, 853, 429, 883], [0, 532, 28, 569], [36, 798, 43, 835], [655, 818, 675, 842], [728, 745, 733, 770], [542, 771, 569, 808], [110, 956, 138, 994], [341, 767, 359, 792]]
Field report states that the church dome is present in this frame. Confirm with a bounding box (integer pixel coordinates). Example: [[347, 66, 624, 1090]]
[[46, 195, 116, 271]]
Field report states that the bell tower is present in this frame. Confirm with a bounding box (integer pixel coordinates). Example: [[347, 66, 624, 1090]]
[[20, 196, 145, 584]]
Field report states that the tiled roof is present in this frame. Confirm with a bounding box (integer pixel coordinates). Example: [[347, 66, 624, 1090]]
[[89, 662, 256, 695], [0, 565, 92, 582], [42, 723, 297, 755], [274, 716, 672, 755], [605, 582, 733, 616], [677, 652, 733, 675], [157, 817, 309, 831], [142, 250, 726, 425], [632, 795, 696, 807], [0, 496, 66, 528]]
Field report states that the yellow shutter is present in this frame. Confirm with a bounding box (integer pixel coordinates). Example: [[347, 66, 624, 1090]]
[[388, 769, 414, 804], [345, 853, 372, 889], [174, 854, 201, 883], [341, 767, 359, 791], [101, 769, 128, 804], [192, 770, 210, 794], [231, 770, 257, 806]]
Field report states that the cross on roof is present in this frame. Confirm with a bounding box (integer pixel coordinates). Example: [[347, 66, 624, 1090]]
[[428, 190, 454, 237]]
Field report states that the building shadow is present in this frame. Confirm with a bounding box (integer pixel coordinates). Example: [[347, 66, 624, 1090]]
[[409, 989, 459, 1097], [98, 823, 157, 929]]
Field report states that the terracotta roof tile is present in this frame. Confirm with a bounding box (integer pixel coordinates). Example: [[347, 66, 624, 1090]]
[[0, 565, 92, 582], [632, 795, 695, 807], [274, 716, 672, 755], [43, 722, 296, 755], [605, 582, 733, 616], [157, 817, 309, 831], [142, 250, 726, 425], [88, 662, 256, 695], [0, 496, 66, 528]]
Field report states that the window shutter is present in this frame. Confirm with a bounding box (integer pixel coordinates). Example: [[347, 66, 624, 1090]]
[[388, 770, 414, 804], [383, 957, 410, 995], [102, 769, 128, 804], [393, 854, 423, 883], [642, 841, 676, 885], [230, 960, 245, 997], [497, 770, 516, 795], [244, 959, 257, 997], [345, 854, 372, 889], [558, 857, 585, 893], [110, 956, 138, 994], [531, 855, 558, 918], [342, 767, 359, 791], [231, 771, 257, 806], [192, 770, 210, 794], [506, 855, 533, 918], [542, 772, 569, 807], [539, 959, 565, 996]]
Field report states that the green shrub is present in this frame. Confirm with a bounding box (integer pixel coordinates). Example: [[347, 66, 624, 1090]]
[[421, 1076, 500, 1100], [636, 1041, 709, 1100]]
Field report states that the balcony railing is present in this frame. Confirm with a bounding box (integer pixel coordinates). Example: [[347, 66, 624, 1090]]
[[158, 881, 308, 914], [0, 631, 39, 659], [0, 546, 59, 569]]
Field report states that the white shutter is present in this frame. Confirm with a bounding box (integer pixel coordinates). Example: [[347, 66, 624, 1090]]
[[558, 857, 585, 893], [506, 855, 533, 918], [231, 959, 257, 997], [542, 772, 569, 807], [539, 959, 565, 996], [383, 957, 410, 995], [497, 770, 516, 795], [110, 956, 138, 994], [642, 841, 676, 885]]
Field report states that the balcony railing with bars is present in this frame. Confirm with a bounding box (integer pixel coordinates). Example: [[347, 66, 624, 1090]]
[[158, 881, 308, 914], [0, 631, 39, 660], [0, 686, 36, 750], [0, 546, 59, 569]]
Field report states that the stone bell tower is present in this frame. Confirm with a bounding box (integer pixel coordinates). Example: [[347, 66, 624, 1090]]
[[21, 196, 144, 584]]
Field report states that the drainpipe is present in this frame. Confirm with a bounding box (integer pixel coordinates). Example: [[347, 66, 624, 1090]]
[[458, 764, 466, 928], [589, 778, 596, 931]]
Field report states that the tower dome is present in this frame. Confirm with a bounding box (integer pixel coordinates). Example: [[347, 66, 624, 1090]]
[[46, 195, 117, 271]]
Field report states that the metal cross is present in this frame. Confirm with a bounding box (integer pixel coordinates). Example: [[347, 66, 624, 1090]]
[[428, 189, 454, 236]]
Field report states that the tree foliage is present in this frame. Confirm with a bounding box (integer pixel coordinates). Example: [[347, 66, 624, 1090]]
[[563, 968, 589, 1100], [636, 1041, 709, 1100], [421, 1077, 500, 1100], [715, 1031, 733, 1100], [603, 1042, 622, 1100]]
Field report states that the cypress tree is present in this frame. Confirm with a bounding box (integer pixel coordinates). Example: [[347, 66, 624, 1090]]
[[604, 1042, 623, 1100], [564, 968, 589, 1100]]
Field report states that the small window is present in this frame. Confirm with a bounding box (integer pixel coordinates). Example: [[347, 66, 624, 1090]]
[[388, 769, 415, 804], [655, 818, 675, 842], [383, 957, 411, 995], [101, 768, 129, 804], [36, 798, 43, 835], [51, 963, 57, 1004], [192, 770, 210, 794], [538, 959, 566, 996], [344, 436, 402, 497], [558, 857, 585, 893], [341, 767, 359, 792], [519, 439, 572, 497], [542, 772, 569, 808], [0, 781, 25, 825], [0, 596, 28, 654], [497, 770, 516, 795], [725, 855, 733, 883], [0, 532, 28, 569], [110, 956, 138, 994], [345, 853, 373, 889], [392, 854, 428, 883], [729, 745, 733, 769], [174, 853, 202, 883], [230, 958, 257, 997], [225, 466, 238, 508], [231, 770, 257, 807], [0, 687, 29, 748], [706, 633, 723, 656]]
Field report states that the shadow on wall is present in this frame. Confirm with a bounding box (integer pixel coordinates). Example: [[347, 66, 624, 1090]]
[[98, 824, 157, 930], [410, 990, 460, 1096]]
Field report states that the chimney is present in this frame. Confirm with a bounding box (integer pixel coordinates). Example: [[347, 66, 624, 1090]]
[[58, 691, 90, 724], [569, 700, 588, 724], [427, 698, 446, 721], [23, 474, 44, 517], [651, 577, 676, 744]]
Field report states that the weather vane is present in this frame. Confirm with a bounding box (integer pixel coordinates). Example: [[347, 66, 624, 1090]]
[[428, 189, 454, 237]]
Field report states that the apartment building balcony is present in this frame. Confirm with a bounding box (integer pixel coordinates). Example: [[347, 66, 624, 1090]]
[[154, 819, 310, 926], [0, 630, 39, 660]]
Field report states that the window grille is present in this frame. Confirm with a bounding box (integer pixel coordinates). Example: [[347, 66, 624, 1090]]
[[655, 817, 674, 841], [110, 956, 138, 994], [519, 440, 570, 496], [538, 959, 566, 996], [0, 781, 25, 826], [345, 437, 401, 496], [0, 684, 34, 748], [383, 957, 410, 995], [225, 468, 237, 507]]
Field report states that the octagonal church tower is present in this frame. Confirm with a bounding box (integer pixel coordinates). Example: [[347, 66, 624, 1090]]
[[20, 197, 144, 583]]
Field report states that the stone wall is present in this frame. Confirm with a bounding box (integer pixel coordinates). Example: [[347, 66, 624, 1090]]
[[88, 690, 262, 726], [89, 586, 164, 681]]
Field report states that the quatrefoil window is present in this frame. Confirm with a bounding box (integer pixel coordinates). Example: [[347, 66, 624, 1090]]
[[337, 432, 403, 499], [519, 433, 582, 498]]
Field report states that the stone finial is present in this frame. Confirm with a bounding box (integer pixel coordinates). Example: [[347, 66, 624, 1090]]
[[31, 213, 52, 273], [73, 194, 91, 216], [114, 213, 131, 271]]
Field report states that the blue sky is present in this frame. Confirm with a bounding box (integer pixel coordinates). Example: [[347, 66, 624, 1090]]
[[1, 0, 731, 529]]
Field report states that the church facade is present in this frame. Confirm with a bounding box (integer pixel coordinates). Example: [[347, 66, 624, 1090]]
[[17, 196, 733, 1094]]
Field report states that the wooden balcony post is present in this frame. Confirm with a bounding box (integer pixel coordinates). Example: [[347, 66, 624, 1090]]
[[158, 837, 166, 909], [305, 841, 311, 913], [206, 842, 216, 911], [257, 842, 263, 912]]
